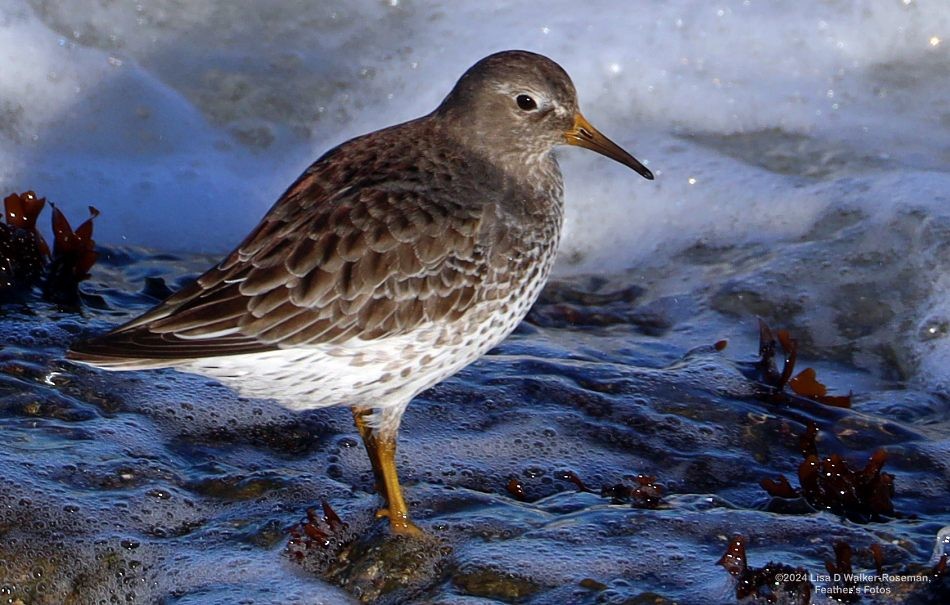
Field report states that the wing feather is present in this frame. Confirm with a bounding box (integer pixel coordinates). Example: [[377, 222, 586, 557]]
[[67, 132, 521, 366]]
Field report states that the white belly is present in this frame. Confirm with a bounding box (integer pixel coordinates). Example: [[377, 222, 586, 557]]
[[178, 267, 547, 430]]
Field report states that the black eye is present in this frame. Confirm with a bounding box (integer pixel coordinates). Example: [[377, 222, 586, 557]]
[[516, 94, 537, 111]]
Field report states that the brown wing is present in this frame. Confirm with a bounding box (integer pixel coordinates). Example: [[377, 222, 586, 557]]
[[69, 138, 517, 363]]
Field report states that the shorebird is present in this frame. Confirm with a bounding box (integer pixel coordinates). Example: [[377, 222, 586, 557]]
[[68, 50, 654, 535]]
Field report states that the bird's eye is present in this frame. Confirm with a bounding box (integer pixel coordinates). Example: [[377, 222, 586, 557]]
[[516, 94, 538, 111]]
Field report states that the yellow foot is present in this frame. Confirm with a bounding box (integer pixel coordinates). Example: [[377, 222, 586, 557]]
[[376, 508, 424, 537]]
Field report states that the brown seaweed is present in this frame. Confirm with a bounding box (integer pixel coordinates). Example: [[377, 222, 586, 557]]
[[754, 319, 852, 407], [506, 476, 528, 501], [43, 204, 100, 304], [556, 469, 595, 493], [760, 422, 895, 523], [286, 500, 349, 560], [0, 191, 49, 294], [718, 534, 813, 604], [822, 540, 947, 602], [0, 190, 100, 305], [601, 474, 664, 509], [824, 541, 860, 603]]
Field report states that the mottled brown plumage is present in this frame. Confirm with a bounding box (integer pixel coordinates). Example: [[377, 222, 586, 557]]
[[73, 119, 544, 358], [68, 50, 653, 534]]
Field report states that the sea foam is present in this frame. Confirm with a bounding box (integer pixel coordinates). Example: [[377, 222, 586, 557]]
[[1, 0, 948, 388]]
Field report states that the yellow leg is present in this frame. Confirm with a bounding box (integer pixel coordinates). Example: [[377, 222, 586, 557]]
[[352, 408, 385, 492], [372, 432, 422, 536], [351, 408, 423, 537]]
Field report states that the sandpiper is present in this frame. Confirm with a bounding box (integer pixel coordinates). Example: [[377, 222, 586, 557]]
[[68, 50, 654, 535]]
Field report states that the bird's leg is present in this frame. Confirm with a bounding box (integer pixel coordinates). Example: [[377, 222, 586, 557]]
[[351, 408, 423, 536], [352, 407, 385, 493], [372, 431, 422, 536]]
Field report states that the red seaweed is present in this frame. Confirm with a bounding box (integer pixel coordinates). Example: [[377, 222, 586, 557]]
[[506, 476, 528, 501], [556, 469, 595, 493], [1, 191, 49, 294], [824, 541, 860, 603], [286, 499, 350, 561], [0, 190, 100, 305], [552, 469, 662, 508], [819, 541, 947, 601], [754, 319, 852, 407], [43, 204, 100, 304], [717, 535, 813, 605], [870, 543, 885, 576], [760, 422, 895, 523], [4, 190, 47, 234], [601, 474, 664, 509]]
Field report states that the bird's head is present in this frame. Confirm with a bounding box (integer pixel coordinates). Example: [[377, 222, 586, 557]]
[[437, 50, 653, 180]]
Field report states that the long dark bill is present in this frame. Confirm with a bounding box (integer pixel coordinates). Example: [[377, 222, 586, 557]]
[[564, 112, 654, 180]]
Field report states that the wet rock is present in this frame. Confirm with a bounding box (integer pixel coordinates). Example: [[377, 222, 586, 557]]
[[287, 502, 449, 603], [452, 563, 541, 602], [179, 414, 332, 456], [619, 593, 677, 605], [140, 276, 174, 300], [185, 472, 289, 500], [0, 537, 149, 605], [2, 242, 950, 603], [0, 391, 98, 424], [329, 525, 448, 603], [242, 518, 287, 549], [527, 278, 669, 334]]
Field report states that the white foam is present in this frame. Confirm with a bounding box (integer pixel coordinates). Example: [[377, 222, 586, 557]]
[[1, 0, 944, 250], [2, 0, 948, 387]]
